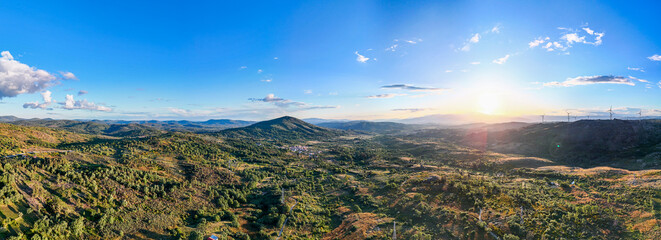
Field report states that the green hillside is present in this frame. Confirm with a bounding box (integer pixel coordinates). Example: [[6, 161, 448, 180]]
[[219, 116, 346, 141], [0, 120, 659, 239]]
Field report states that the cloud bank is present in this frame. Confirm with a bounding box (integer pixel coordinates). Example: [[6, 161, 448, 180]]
[[0, 51, 58, 99]]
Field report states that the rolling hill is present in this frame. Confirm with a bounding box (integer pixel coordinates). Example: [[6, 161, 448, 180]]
[[317, 121, 417, 134], [219, 116, 345, 141], [2, 117, 254, 136], [465, 119, 661, 168]]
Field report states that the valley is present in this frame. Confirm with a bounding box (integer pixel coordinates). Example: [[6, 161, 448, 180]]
[[0, 116, 660, 239]]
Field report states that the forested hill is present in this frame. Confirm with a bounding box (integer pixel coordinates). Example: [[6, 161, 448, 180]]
[[317, 121, 416, 134], [465, 119, 661, 168], [218, 116, 346, 141], [1, 117, 254, 135]]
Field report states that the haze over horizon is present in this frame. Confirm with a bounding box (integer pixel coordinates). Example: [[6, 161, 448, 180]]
[[1, 0, 660, 122]]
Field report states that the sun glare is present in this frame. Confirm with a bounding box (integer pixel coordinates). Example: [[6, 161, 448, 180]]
[[477, 94, 500, 115]]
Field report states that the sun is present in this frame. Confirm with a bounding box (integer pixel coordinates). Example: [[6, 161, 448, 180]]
[[477, 94, 500, 115]]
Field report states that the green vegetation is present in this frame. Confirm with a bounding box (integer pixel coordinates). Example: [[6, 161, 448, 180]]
[[1, 117, 660, 239]]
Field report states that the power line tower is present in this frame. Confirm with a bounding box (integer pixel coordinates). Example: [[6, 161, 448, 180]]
[[566, 111, 571, 122]]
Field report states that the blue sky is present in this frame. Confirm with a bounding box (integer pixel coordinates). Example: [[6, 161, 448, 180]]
[[1, 0, 660, 121]]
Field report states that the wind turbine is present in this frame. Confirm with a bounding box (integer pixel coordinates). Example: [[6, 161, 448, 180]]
[[639, 109, 643, 120], [541, 114, 545, 123], [566, 111, 571, 122], [393, 221, 397, 240], [608, 106, 614, 120]]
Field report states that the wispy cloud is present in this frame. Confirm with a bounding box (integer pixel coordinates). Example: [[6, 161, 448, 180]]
[[0, 51, 57, 99], [627, 67, 645, 72], [249, 94, 285, 103], [386, 38, 421, 52], [629, 76, 649, 83], [168, 107, 220, 117], [392, 108, 432, 113], [460, 33, 480, 51], [355, 51, 370, 63], [530, 25, 604, 53], [459, 25, 501, 52], [249, 93, 337, 110], [78, 90, 88, 95], [492, 54, 510, 64], [491, 24, 501, 33], [544, 75, 635, 87], [381, 84, 446, 92], [470, 61, 481, 65], [366, 93, 406, 99], [649, 54, 661, 61], [59, 71, 77, 80]]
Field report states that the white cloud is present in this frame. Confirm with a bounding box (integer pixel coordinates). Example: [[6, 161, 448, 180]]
[[491, 25, 501, 33], [529, 37, 547, 48], [470, 33, 480, 43], [249, 93, 336, 109], [355, 51, 370, 63], [261, 79, 272, 82], [61, 94, 112, 112], [239, 66, 247, 70], [59, 71, 77, 80], [629, 76, 649, 83], [561, 33, 585, 44], [492, 54, 510, 64], [649, 54, 661, 61], [627, 67, 645, 72], [249, 93, 284, 103], [381, 84, 447, 92], [460, 33, 480, 51], [304, 89, 312, 94], [22, 90, 54, 110], [445, 70, 453, 73], [386, 38, 421, 52], [544, 75, 635, 87], [392, 108, 432, 113], [367, 93, 406, 99], [0, 50, 57, 99], [386, 44, 399, 52], [470, 61, 481, 65], [257, 69, 263, 74], [41, 90, 52, 103], [530, 25, 604, 53]]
